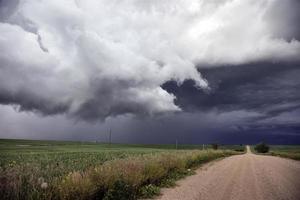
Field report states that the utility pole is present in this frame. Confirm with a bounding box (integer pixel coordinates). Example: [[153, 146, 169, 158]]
[[109, 128, 112, 147], [202, 144, 204, 150], [175, 139, 178, 150]]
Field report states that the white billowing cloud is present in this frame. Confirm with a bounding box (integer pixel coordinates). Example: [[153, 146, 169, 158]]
[[0, 0, 299, 120]]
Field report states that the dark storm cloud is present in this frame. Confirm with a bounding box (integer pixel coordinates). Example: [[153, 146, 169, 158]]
[[0, 0, 300, 145], [0, 87, 70, 115], [1, 0, 300, 121], [160, 62, 300, 143], [163, 62, 300, 117]]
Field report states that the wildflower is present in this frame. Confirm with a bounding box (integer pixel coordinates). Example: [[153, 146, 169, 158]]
[[41, 182, 48, 189]]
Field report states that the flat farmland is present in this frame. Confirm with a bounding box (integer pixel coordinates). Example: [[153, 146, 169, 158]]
[[0, 139, 242, 200], [268, 145, 300, 160]]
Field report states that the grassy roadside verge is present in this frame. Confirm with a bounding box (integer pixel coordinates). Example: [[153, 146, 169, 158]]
[[268, 151, 300, 160], [1, 150, 240, 200], [251, 145, 300, 160]]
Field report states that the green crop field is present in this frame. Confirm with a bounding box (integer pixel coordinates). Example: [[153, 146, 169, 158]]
[[0, 139, 243, 200], [268, 145, 300, 160], [250, 144, 300, 160]]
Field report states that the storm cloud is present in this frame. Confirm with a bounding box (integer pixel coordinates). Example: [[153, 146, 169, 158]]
[[163, 62, 300, 115], [0, 0, 299, 121]]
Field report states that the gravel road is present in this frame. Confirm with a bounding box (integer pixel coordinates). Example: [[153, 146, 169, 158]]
[[157, 146, 300, 200]]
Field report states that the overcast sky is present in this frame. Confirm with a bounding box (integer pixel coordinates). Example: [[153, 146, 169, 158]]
[[0, 0, 299, 144]]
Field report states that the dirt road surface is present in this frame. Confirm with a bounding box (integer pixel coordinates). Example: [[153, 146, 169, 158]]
[[157, 146, 300, 200]]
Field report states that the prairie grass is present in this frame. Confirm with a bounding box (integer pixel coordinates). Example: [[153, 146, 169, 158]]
[[270, 151, 300, 160], [251, 145, 300, 160], [268, 145, 300, 160], [0, 150, 239, 200]]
